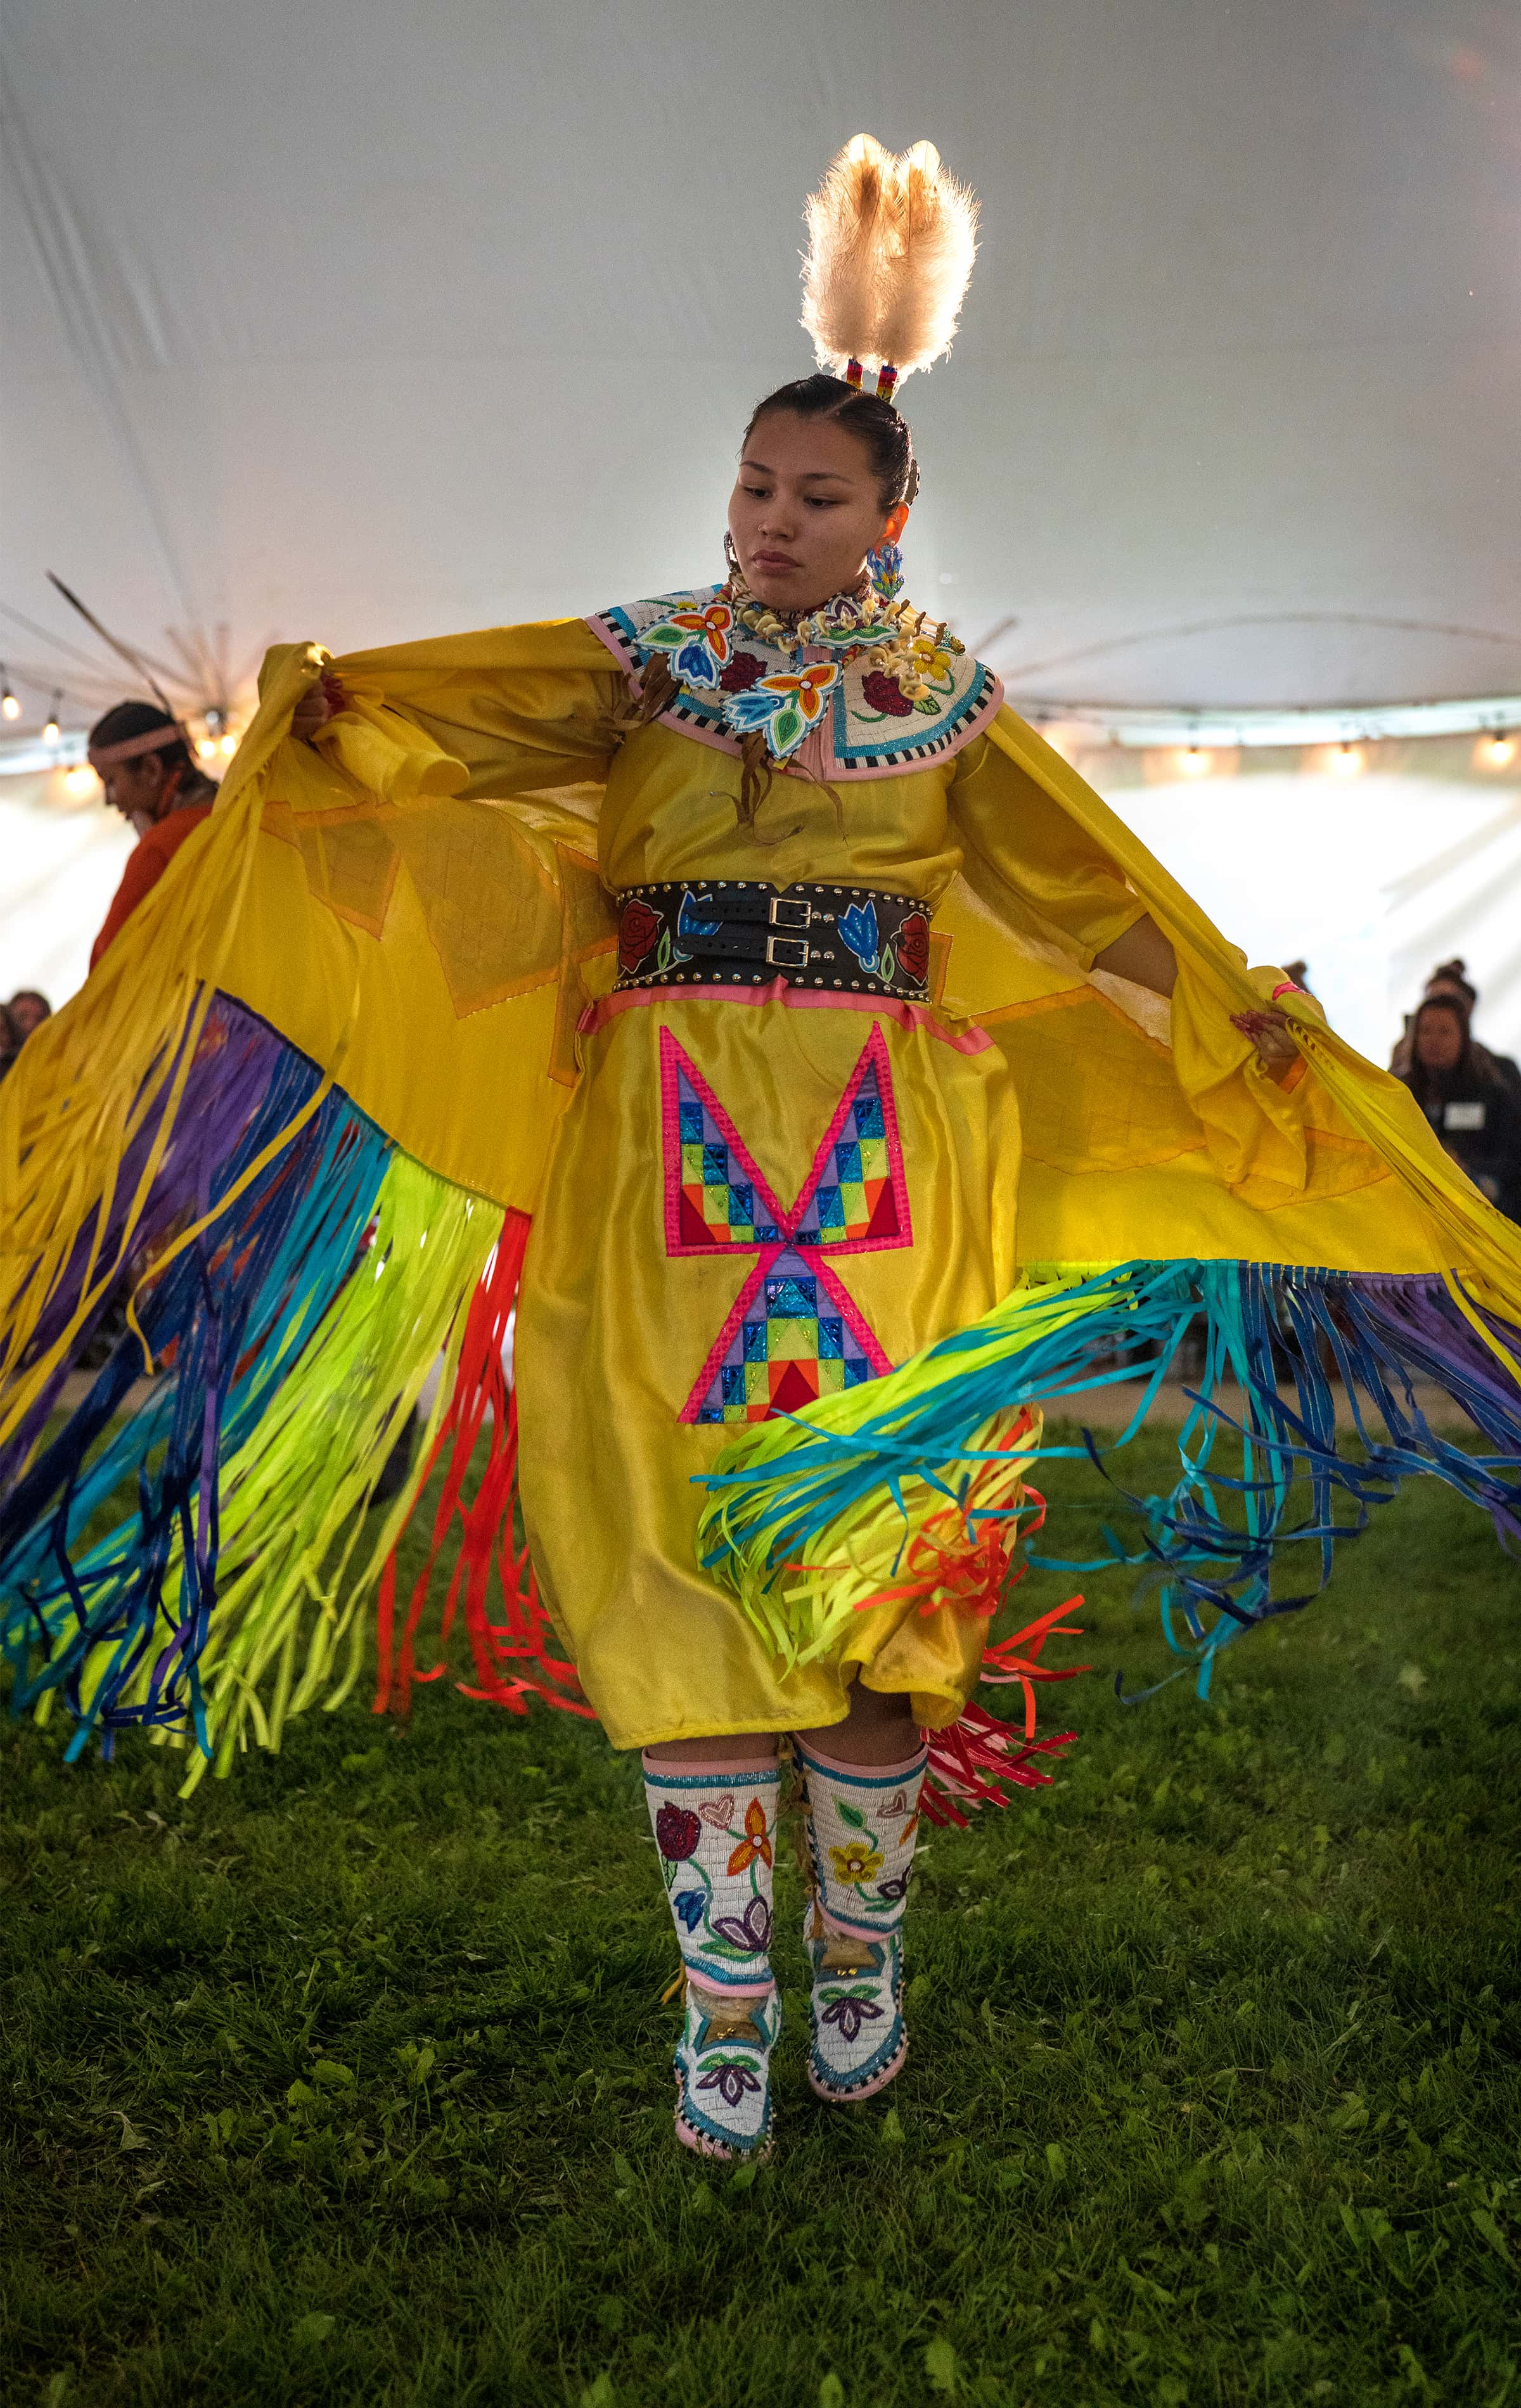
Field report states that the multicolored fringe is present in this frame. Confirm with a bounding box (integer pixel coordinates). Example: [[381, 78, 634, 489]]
[[0, 994, 587, 1787], [697, 1257, 1521, 1708]]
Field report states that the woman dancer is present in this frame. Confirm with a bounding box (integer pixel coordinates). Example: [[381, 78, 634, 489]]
[[5, 139, 1520, 2163]]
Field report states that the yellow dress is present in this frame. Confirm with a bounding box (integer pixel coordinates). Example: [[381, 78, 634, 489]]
[[10, 608, 1520, 1785], [514, 703, 1146, 1748]]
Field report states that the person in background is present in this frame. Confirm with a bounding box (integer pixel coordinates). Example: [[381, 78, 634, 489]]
[[1396, 994, 1521, 1220], [1390, 957, 1521, 1105], [0, 1003, 16, 1083], [8, 990, 51, 1043], [87, 703, 218, 970]]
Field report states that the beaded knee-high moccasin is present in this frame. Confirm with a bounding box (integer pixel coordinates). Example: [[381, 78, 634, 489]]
[[643, 1753, 782, 2159], [794, 1738, 927, 2104]]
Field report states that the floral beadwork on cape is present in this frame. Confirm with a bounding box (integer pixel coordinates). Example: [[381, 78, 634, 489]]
[[589, 584, 1002, 779], [660, 1023, 911, 1424]]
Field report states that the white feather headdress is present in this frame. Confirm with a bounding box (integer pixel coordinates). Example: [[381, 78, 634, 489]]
[[800, 134, 979, 395]]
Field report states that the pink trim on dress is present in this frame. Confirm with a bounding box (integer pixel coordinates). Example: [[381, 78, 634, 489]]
[[581, 978, 994, 1054]]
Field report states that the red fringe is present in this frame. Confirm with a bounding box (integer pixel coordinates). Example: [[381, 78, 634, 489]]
[[374, 1209, 594, 1725], [920, 1592, 1091, 1827]]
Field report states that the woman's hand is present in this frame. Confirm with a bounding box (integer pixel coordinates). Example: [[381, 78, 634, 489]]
[[290, 671, 347, 743], [1231, 1006, 1299, 1069]]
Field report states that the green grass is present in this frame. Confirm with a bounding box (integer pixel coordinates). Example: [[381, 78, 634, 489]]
[[3, 1427, 1519, 2407]]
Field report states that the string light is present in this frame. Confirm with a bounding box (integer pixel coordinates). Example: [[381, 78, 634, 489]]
[[63, 765, 96, 799], [0, 667, 18, 722], [42, 691, 62, 743], [219, 732, 238, 757], [1328, 740, 1364, 778], [1479, 729, 1516, 769], [1177, 743, 1213, 778], [196, 736, 219, 760]]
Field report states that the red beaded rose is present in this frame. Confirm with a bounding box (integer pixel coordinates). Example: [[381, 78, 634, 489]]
[[861, 670, 913, 717], [619, 895, 662, 973], [895, 911, 930, 985], [719, 650, 767, 693]]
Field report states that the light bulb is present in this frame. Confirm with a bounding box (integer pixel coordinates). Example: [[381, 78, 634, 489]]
[[196, 736, 218, 760], [1178, 743, 1212, 778], [1482, 731, 1516, 769], [63, 764, 96, 798], [219, 732, 237, 757], [1328, 741, 1364, 778], [1, 688, 18, 722], [42, 695, 61, 743]]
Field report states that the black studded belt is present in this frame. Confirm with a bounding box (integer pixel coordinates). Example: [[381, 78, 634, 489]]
[[614, 880, 934, 999]]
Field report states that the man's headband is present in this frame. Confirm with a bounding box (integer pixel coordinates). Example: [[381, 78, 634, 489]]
[[86, 724, 184, 772]]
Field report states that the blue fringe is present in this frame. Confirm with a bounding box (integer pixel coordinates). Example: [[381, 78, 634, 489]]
[[0, 1054, 392, 1757]]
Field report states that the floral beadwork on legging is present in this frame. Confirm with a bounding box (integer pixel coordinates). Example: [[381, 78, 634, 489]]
[[644, 1759, 781, 1994], [643, 1757, 782, 2155], [795, 1740, 927, 2101]]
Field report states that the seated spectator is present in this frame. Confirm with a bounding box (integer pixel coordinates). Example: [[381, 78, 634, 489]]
[[87, 703, 219, 970], [8, 989, 51, 1043], [1390, 957, 1521, 1103], [1396, 994, 1521, 1219]]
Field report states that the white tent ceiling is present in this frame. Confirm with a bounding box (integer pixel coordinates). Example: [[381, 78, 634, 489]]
[[4, 0, 1521, 720], [4, 0, 1521, 1063]]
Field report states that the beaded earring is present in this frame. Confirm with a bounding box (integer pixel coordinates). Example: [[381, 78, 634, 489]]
[[865, 539, 904, 603]]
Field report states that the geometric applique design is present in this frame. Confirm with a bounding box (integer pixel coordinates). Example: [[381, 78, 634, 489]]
[[660, 1024, 912, 1425], [686, 1246, 889, 1425], [664, 1046, 788, 1252], [790, 1047, 904, 1246]]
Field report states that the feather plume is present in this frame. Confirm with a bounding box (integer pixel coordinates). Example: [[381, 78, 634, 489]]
[[800, 134, 979, 385]]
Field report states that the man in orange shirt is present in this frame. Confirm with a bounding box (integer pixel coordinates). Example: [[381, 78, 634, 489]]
[[88, 703, 219, 969]]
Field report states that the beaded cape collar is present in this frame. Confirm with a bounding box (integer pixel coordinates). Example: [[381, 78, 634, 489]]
[[587, 582, 1003, 783]]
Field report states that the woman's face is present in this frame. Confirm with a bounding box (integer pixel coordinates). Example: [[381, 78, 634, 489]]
[[1415, 1007, 1465, 1073], [728, 411, 908, 613]]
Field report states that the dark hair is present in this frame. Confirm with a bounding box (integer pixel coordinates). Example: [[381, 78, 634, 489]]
[[742, 373, 918, 509], [87, 700, 194, 780], [1425, 956, 1477, 1010], [1406, 994, 1472, 1102], [9, 990, 50, 1018]]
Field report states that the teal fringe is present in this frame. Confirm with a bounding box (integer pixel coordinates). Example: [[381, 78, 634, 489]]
[[697, 1259, 1521, 1702]]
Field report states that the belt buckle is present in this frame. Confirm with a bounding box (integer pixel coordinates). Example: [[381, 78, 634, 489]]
[[769, 895, 812, 933], [765, 933, 811, 971]]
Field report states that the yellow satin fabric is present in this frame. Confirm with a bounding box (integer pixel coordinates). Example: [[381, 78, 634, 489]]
[[515, 996, 1026, 1745], [109, 615, 1513, 1747]]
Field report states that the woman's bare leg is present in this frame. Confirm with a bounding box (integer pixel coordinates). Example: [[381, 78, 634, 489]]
[[643, 1731, 780, 1765], [795, 1679, 918, 1764], [645, 1679, 916, 1769]]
